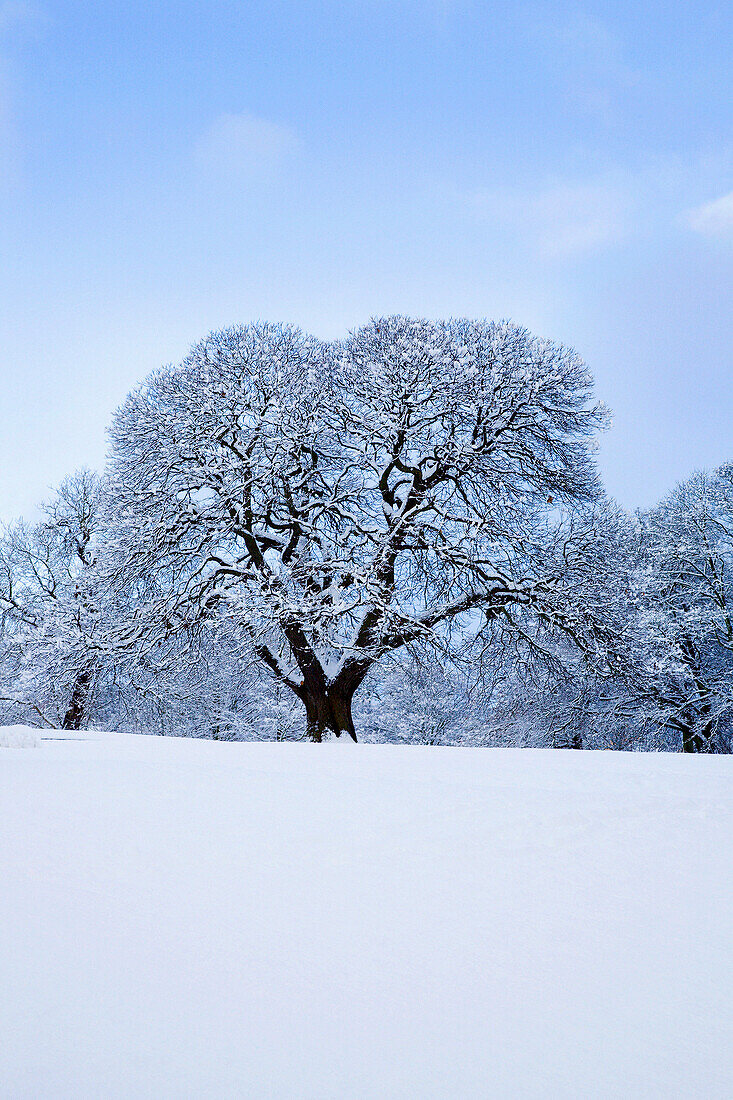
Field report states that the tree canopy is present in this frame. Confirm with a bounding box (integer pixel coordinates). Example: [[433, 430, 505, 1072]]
[[103, 317, 609, 740]]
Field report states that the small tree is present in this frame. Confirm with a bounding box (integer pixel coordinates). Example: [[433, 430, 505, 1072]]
[[104, 318, 609, 741], [0, 471, 102, 730], [629, 468, 733, 752]]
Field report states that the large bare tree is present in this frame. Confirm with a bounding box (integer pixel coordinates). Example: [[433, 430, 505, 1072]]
[[104, 317, 609, 740]]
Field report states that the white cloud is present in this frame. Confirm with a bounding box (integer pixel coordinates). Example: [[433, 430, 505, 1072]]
[[466, 180, 631, 258], [686, 192, 733, 238], [194, 112, 301, 178], [526, 10, 640, 123], [551, 12, 635, 77]]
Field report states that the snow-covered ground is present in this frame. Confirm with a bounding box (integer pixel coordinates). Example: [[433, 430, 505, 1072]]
[[0, 724, 40, 748], [1, 730, 731, 1099]]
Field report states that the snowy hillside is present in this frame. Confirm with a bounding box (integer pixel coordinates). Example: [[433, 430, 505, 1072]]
[[2, 730, 731, 1098]]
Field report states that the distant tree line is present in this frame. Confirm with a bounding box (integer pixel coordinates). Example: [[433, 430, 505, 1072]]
[[1, 318, 731, 751]]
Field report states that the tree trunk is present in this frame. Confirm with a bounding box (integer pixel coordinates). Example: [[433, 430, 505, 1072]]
[[62, 667, 93, 731], [679, 640, 716, 752], [682, 726, 703, 752], [303, 685, 357, 742], [554, 730, 583, 749], [682, 722, 714, 753]]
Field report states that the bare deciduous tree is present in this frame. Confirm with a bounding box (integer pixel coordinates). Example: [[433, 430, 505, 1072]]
[[0, 470, 101, 729], [103, 317, 610, 740]]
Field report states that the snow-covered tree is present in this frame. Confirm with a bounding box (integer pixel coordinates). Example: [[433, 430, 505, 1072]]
[[628, 468, 733, 752], [0, 470, 102, 729], [531, 466, 733, 754], [355, 650, 486, 744], [102, 317, 612, 741], [97, 616, 302, 741]]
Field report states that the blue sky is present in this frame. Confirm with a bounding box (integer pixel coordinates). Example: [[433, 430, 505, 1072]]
[[1, 0, 731, 518]]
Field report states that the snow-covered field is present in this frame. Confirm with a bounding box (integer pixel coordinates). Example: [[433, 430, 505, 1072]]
[[1, 730, 731, 1099], [0, 724, 40, 749]]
